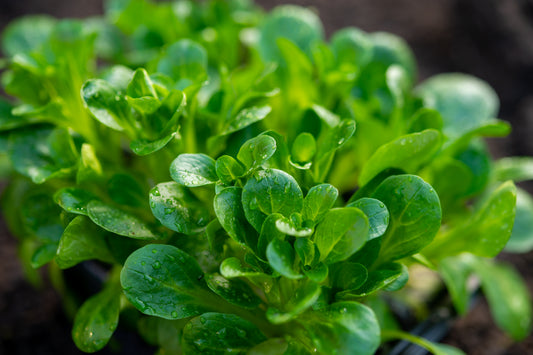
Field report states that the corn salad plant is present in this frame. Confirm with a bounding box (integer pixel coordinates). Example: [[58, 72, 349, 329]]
[[1, 1, 532, 354]]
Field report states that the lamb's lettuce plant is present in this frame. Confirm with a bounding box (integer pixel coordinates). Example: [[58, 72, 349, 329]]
[[1, 0, 532, 354]]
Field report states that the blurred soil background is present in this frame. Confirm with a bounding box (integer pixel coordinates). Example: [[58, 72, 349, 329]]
[[1, 0, 533, 354]]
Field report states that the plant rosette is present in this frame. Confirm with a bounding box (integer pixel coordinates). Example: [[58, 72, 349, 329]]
[[0, 1, 532, 354]]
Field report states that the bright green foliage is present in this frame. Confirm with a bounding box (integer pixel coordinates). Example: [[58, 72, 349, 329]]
[[1, 1, 532, 354]]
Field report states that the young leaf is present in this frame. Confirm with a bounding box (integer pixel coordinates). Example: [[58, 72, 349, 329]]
[[372, 175, 441, 264], [291, 132, 316, 165], [205, 273, 261, 309], [214, 186, 258, 248], [72, 280, 121, 353], [181, 313, 266, 354], [121, 244, 213, 319], [358, 129, 441, 187], [302, 183, 338, 223], [215, 155, 245, 184], [347, 198, 389, 240], [344, 262, 406, 297], [87, 200, 159, 240], [56, 216, 114, 269], [149, 182, 209, 235], [331, 27, 373, 71], [266, 280, 321, 324], [266, 238, 302, 279], [237, 135, 277, 172], [170, 153, 218, 187], [242, 169, 303, 232], [222, 106, 272, 136], [54, 187, 98, 216], [305, 302, 380, 355], [82, 79, 128, 131], [314, 207, 369, 264]]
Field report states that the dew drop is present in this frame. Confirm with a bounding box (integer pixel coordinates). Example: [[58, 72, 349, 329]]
[[171, 311, 178, 318], [164, 207, 174, 215], [152, 261, 161, 269], [152, 249, 158, 254], [200, 316, 207, 325]]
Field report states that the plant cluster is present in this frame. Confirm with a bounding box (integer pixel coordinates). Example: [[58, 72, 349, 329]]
[[1, 0, 533, 354]]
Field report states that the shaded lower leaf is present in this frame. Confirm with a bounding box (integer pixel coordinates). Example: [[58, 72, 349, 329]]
[[56, 216, 114, 269], [87, 200, 159, 240], [182, 313, 266, 354], [305, 301, 380, 355], [206, 273, 261, 309], [121, 244, 213, 320], [150, 182, 209, 235], [72, 279, 121, 353]]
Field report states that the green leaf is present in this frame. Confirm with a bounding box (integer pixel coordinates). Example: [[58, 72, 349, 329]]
[[314, 207, 369, 264], [182, 313, 266, 354], [505, 187, 533, 253], [170, 153, 218, 187], [54, 187, 98, 216], [302, 184, 338, 223], [306, 302, 380, 355], [258, 5, 324, 63], [242, 168, 303, 232], [21, 192, 63, 242], [222, 106, 271, 136], [82, 79, 129, 131], [130, 133, 176, 156], [237, 135, 277, 172], [127, 68, 158, 99], [408, 108, 443, 133], [31, 243, 59, 268], [72, 280, 121, 353], [370, 32, 417, 85], [472, 258, 532, 340], [372, 175, 441, 264], [345, 262, 406, 297], [358, 129, 441, 186], [275, 215, 313, 237], [56, 216, 114, 269], [382, 330, 466, 355], [439, 255, 473, 315], [108, 173, 145, 207], [417, 73, 499, 142], [205, 273, 261, 309], [347, 198, 389, 240], [149, 182, 209, 235], [494, 157, 533, 183], [330, 262, 368, 293], [215, 155, 245, 184], [76, 144, 103, 184], [266, 238, 302, 279], [87, 200, 159, 240], [291, 132, 316, 165], [214, 186, 258, 248], [1, 15, 55, 56], [121, 244, 212, 319], [426, 181, 516, 259], [220, 257, 265, 279], [331, 27, 373, 71], [258, 213, 285, 260], [157, 39, 208, 88], [266, 280, 321, 324], [8, 126, 78, 184]]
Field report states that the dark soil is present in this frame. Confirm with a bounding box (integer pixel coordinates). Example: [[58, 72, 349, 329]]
[[2, 0, 533, 354]]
